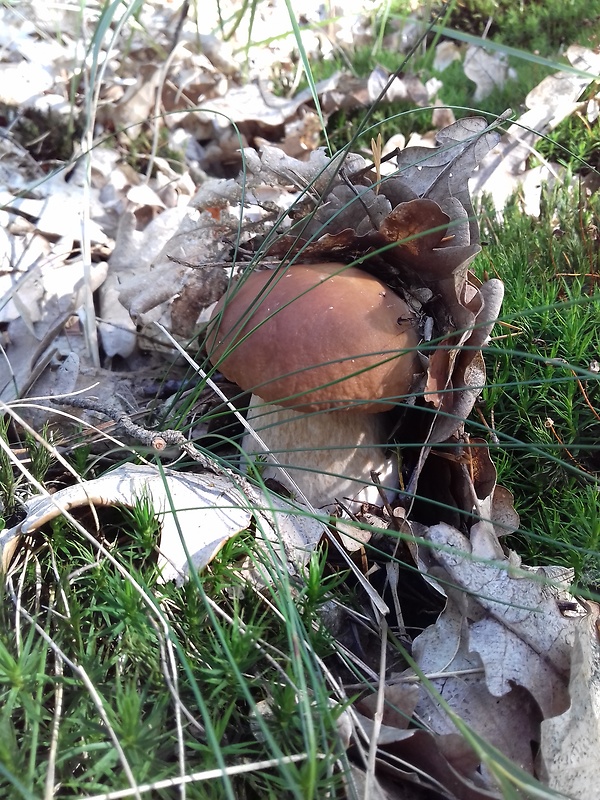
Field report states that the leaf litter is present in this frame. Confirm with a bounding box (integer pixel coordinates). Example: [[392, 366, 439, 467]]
[[1, 1, 599, 798]]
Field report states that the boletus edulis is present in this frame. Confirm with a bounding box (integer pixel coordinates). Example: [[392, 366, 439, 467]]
[[206, 262, 422, 510]]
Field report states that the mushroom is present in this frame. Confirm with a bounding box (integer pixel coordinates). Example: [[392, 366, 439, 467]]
[[206, 262, 422, 510]]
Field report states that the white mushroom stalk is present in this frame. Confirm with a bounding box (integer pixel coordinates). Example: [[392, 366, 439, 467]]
[[206, 262, 422, 510], [243, 399, 396, 511]]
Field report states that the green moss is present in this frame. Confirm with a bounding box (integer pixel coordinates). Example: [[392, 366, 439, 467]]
[[125, 125, 185, 176], [471, 189, 600, 582], [438, 0, 599, 53], [0, 103, 83, 163]]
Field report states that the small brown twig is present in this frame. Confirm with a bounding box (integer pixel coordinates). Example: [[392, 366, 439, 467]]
[[475, 404, 500, 444], [370, 469, 399, 530], [55, 396, 222, 474], [544, 416, 590, 474], [571, 370, 600, 423]]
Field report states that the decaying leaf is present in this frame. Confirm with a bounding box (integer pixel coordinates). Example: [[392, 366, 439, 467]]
[[540, 608, 600, 799], [472, 44, 600, 214], [463, 46, 512, 102], [409, 519, 597, 783], [0, 463, 326, 584], [411, 576, 542, 777]]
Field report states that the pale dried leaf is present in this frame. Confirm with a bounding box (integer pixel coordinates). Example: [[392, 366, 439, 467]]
[[433, 41, 462, 73], [426, 522, 581, 718], [495, 485, 521, 531], [412, 580, 542, 775], [367, 67, 428, 105], [463, 47, 510, 102], [0, 464, 326, 583], [540, 608, 600, 799], [344, 765, 396, 800], [0, 250, 108, 402], [198, 80, 317, 129], [0, 136, 44, 189], [98, 273, 138, 359], [0, 465, 251, 581], [354, 712, 416, 746], [126, 183, 166, 209]]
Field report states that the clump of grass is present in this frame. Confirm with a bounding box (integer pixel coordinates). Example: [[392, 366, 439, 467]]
[[0, 483, 348, 798], [536, 90, 600, 174], [444, 0, 599, 53], [0, 103, 84, 164], [0, 420, 56, 527], [473, 186, 600, 583]]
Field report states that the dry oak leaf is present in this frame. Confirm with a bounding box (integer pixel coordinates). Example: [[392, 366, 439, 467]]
[[412, 572, 542, 776], [426, 522, 584, 719], [540, 607, 600, 800], [0, 464, 325, 583]]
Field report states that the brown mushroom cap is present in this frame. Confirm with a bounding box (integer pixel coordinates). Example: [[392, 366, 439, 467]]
[[206, 263, 420, 413]]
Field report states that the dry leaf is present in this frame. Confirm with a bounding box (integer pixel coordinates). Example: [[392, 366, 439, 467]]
[[0, 464, 326, 584], [364, 720, 503, 800], [540, 608, 600, 799], [98, 272, 138, 359], [433, 41, 462, 73], [410, 519, 596, 787], [463, 47, 511, 102], [412, 581, 543, 777], [427, 522, 579, 716]]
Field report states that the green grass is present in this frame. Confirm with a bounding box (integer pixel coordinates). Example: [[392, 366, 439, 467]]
[[442, 0, 599, 53], [0, 499, 347, 798], [1, 0, 600, 797], [473, 187, 600, 584]]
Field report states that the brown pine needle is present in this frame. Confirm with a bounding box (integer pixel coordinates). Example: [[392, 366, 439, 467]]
[[544, 417, 590, 474], [571, 370, 600, 423], [370, 132, 382, 194]]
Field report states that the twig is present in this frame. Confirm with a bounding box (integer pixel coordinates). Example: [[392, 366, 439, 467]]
[[82, 754, 315, 800], [571, 369, 600, 423], [54, 396, 221, 472], [365, 615, 388, 799], [474, 404, 500, 444], [544, 417, 590, 473]]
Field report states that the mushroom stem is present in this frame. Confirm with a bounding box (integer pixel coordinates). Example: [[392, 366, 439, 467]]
[[243, 395, 397, 511]]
